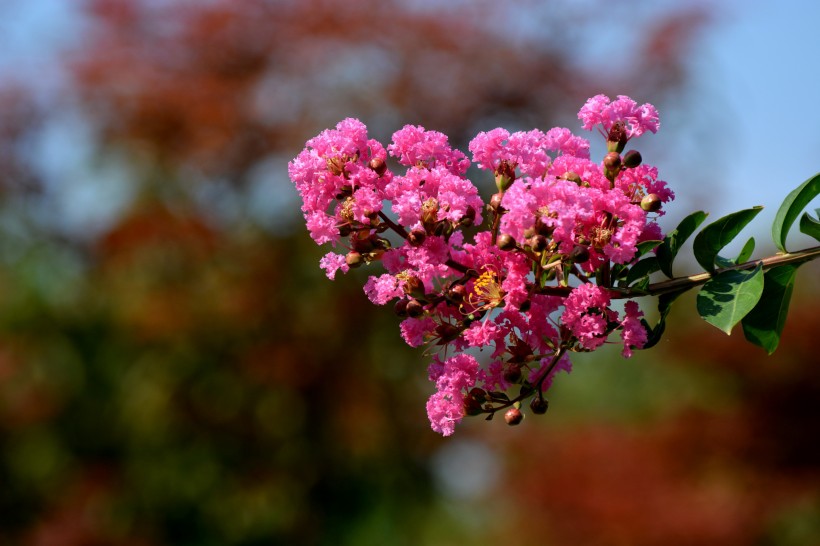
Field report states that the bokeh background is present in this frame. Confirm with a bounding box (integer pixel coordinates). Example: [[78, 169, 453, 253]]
[[1, 1, 819, 545]]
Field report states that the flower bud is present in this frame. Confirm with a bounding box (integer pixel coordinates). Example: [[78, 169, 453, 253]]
[[530, 234, 547, 252], [623, 149, 642, 168], [395, 300, 411, 318], [447, 284, 466, 303], [569, 245, 590, 263], [463, 394, 483, 416], [459, 206, 476, 227], [562, 171, 583, 185], [494, 160, 516, 192], [503, 364, 522, 383], [405, 299, 424, 317], [368, 157, 387, 176], [489, 192, 505, 212], [497, 233, 516, 251], [504, 407, 523, 426], [603, 151, 622, 171], [529, 396, 549, 415], [345, 251, 364, 268], [606, 121, 628, 153], [338, 224, 352, 237], [408, 229, 426, 247], [640, 193, 662, 212], [469, 387, 487, 403]]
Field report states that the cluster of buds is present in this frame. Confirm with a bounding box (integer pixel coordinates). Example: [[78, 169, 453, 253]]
[[289, 95, 673, 435]]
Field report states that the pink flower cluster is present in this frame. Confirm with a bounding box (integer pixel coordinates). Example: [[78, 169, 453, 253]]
[[288, 95, 673, 435]]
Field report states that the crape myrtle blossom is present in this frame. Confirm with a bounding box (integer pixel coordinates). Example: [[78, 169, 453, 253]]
[[288, 95, 673, 435]]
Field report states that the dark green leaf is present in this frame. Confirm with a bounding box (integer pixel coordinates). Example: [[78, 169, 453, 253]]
[[656, 211, 708, 277], [696, 263, 764, 335], [635, 239, 663, 258], [799, 211, 820, 244], [772, 172, 820, 252], [641, 290, 685, 349], [625, 256, 660, 287], [741, 265, 799, 354], [714, 237, 756, 268], [693, 207, 763, 272]]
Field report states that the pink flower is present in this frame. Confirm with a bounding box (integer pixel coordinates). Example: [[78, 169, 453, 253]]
[[562, 283, 615, 350], [426, 354, 479, 436], [363, 274, 404, 305], [319, 252, 349, 280], [578, 94, 660, 139], [620, 301, 648, 358], [389, 125, 470, 175], [288, 118, 390, 245]]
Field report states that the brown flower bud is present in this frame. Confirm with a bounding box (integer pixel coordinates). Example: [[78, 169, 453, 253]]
[[497, 233, 516, 251], [640, 193, 662, 212], [459, 205, 476, 227], [623, 149, 642, 168], [447, 284, 466, 303], [563, 171, 583, 185], [368, 157, 387, 176], [530, 234, 547, 252], [529, 396, 549, 415], [503, 364, 522, 383], [603, 151, 622, 171], [394, 299, 408, 317], [463, 394, 483, 416], [345, 251, 364, 268], [489, 192, 505, 212], [504, 407, 523, 426], [408, 229, 426, 247], [569, 245, 590, 263], [405, 299, 424, 317]]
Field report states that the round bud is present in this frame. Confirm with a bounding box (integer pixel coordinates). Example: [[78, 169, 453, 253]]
[[408, 229, 426, 247], [640, 193, 662, 212], [463, 394, 483, 416], [603, 152, 622, 171], [447, 284, 466, 303], [569, 245, 590, 263], [469, 388, 487, 403], [497, 233, 516, 251], [563, 171, 583, 185], [530, 234, 547, 252], [623, 149, 642, 168], [338, 224, 352, 237], [503, 364, 522, 383], [460, 205, 476, 227], [394, 299, 408, 317], [368, 157, 387, 176], [345, 251, 364, 268], [405, 299, 424, 317], [489, 192, 505, 212], [504, 407, 523, 426], [529, 397, 549, 415]]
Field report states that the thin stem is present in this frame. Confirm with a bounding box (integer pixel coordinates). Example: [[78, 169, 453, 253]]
[[613, 245, 820, 299], [377, 211, 408, 238]]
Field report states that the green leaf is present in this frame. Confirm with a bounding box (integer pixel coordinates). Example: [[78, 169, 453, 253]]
[[714, 236, 756, 268], [772, 172, 820, 252], [625, 256, 660, 287], [641, 290, 685, 349], [656, 211, 708, 278], [635, 239, 663, 258], [799, 211, 820, 244], [696, 263, 764, 335], [741, 265, 799, 354], [693, 207, 763, 272]]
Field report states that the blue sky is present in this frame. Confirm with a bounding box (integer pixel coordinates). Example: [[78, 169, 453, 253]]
[[0, 0, 818, 254]]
